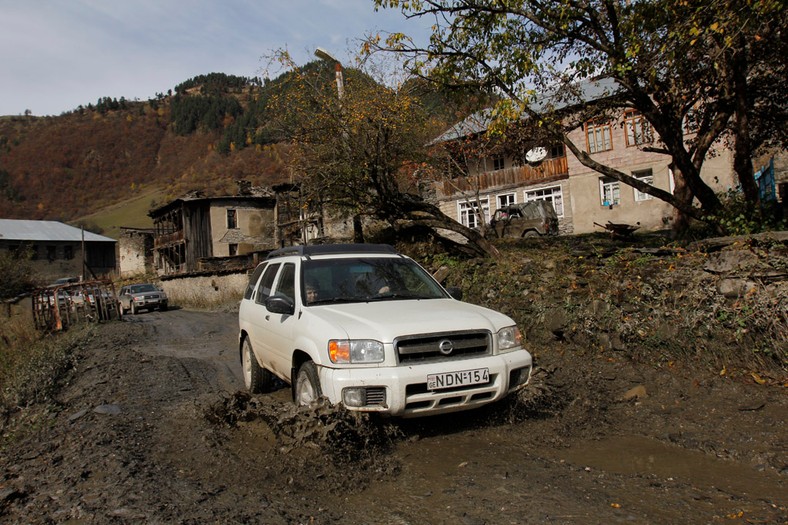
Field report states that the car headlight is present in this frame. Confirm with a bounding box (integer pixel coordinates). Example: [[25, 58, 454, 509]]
[[496, 325, 523, 352], [328, 339, 385, 364]]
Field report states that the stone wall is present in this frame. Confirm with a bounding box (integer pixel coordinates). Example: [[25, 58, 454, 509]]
[[158, 272, 250, 310]]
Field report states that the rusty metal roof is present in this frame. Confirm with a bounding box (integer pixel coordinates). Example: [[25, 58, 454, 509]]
[[0, 219, 116, 243]]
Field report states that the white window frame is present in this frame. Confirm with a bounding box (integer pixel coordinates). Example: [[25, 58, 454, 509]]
[[523, 185, 564, 217], [599, 177, 620, 206], [633, 169, 654, 201], [458, 198, 490, 229], [497, 192, 516, 208]]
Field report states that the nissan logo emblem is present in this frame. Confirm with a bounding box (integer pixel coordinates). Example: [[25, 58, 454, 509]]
[[438, 339, 454, 355]]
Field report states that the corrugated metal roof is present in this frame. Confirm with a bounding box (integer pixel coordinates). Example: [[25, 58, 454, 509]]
[[431, 77, 621, 145], [0, 219, 116, 243]]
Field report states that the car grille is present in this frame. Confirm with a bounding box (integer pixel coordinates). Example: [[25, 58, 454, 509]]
[[394, 330, 491, 364]]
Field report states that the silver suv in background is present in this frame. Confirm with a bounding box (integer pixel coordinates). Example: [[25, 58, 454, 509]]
[[119, 283, 168, 314], [238, 244, 533, 418]]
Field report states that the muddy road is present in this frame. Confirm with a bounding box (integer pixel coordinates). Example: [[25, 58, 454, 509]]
[[1, 308, 785, 524]]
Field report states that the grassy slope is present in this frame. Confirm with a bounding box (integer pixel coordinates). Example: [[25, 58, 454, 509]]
[[74, 186, 167, 239]]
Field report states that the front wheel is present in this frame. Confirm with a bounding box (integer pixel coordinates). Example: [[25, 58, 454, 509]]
[[294, 361, 323, 406], [242, 338, 273, 394]]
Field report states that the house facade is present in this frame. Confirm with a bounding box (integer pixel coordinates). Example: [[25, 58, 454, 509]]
[[0, 219, 117, 283], [149, 194, 277, 275], [118, 227, 155, 277], [431, 84, 739, 236]]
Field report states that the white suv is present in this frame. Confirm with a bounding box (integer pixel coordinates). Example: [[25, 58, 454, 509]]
[[238, 244, 532, 417]]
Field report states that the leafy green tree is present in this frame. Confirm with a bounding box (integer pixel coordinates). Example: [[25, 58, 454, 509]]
[[373, 0, 786, 233], [0, 248, 34, 299]]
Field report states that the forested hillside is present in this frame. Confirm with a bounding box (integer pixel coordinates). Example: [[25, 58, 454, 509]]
[[0, 72, 313, 226], [0, 70, 470, 230]]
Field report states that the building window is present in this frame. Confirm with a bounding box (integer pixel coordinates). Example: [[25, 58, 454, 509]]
[[228, 243, 238, 256], [226, 209, 238, 229], [624, 110, 650, 146], [46, 245, 57, 262], [599, 177, 620, 206], [458, 198, 489, 229], [586, 119, 613, 153], [497, 193, 516, 208], [492, 155, 505, 171], [633, 169, 654, 201], [548, 144, 566, 159], [64, 246, 74, 260], [524, 185, 564, 217]]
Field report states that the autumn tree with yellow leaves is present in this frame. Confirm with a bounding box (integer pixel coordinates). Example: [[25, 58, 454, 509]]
[[262, 52, 500, 256]]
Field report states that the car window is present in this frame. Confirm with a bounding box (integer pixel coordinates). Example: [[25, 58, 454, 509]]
[[303, 258, 446, 303], [255, 263, 280, 305], [274, 263, 296, 303], [244, 263, 267, 300]]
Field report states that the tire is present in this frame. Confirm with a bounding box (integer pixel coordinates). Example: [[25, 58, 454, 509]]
[[294, 361, 323, 406], [160, 303, 168, 312], [523, 230, 540, 238], [242, 338, 273, 394]]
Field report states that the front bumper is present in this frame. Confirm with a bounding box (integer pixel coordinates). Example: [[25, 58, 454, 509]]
[[318, 349, 532, 417], [134, 297, 167, 310]]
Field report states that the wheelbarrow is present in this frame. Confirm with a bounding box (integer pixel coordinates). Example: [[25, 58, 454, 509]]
[[594, 221, 640, 240]]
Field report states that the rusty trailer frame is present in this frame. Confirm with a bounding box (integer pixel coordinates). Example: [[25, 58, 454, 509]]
[[32, 280, 121, 331]]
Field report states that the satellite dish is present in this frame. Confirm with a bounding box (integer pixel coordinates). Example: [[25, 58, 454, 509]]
[[525, 147, 547, 164]]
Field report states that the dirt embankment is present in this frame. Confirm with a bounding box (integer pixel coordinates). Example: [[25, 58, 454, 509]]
[[1, 235, 785, 524]]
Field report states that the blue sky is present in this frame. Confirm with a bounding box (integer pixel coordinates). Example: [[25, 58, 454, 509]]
[[0, 0, 432, 116]]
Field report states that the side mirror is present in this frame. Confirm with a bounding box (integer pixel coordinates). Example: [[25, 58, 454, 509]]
[[446, 286, 463, 301], [265, 294, 295, 315]]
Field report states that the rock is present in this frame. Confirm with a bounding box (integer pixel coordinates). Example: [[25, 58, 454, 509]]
[[591, 300, 610, 316], [704, 251, 759, 274], [93, 404, 122, 415], [622, 385, 647, 401], [717, 278, 756, 298], [68, 409, 88, 422], [544, 308, 568, 339]]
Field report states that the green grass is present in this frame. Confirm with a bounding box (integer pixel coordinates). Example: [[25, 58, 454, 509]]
[[74, 186, 168, 239]]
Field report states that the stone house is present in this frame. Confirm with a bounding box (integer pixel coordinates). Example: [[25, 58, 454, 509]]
[[149, 193, 277, 275], [0, 219, 117, 282], [430, 79, 739, 235], [118, 227, 155, 277]]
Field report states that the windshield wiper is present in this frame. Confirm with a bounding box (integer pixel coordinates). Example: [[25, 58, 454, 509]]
[[309, 296, 362, 305], [364, 293, 436, 302]]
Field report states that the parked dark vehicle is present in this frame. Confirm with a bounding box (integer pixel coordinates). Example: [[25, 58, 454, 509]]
[[489, 201, 559, 238], [119, 283, 168, 314]]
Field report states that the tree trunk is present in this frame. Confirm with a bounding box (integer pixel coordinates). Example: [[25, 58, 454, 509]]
[[352, 214, 364, 243], [670, 164, 695, 238], [730, 42, 760, 210]]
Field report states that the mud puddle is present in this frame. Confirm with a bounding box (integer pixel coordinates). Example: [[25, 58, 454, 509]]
[[553, 435, 785, 500]]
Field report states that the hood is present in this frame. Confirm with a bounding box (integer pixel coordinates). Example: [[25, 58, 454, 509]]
[[305, 298, 514, 342]]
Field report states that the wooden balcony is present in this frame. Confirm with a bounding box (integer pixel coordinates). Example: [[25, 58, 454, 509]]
[[153, 230, 184, 248], [436, 156, 568, 197]]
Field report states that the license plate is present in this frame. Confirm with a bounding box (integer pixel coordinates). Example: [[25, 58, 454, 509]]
[[427, 368, 490, 391]]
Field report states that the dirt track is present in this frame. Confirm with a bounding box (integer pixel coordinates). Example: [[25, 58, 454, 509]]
[[1, 308, 785, 524]]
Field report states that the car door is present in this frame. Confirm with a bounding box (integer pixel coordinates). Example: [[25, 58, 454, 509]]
[[262, 262, 298, 379], [247, 262, 281, 375]]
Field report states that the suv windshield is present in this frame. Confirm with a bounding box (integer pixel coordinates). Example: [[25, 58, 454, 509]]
[[130, 284, 158, 294], [303, 257, 447, 305]]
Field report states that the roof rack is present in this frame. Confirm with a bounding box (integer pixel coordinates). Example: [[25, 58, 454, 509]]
[[266, 243, 398, 259]]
